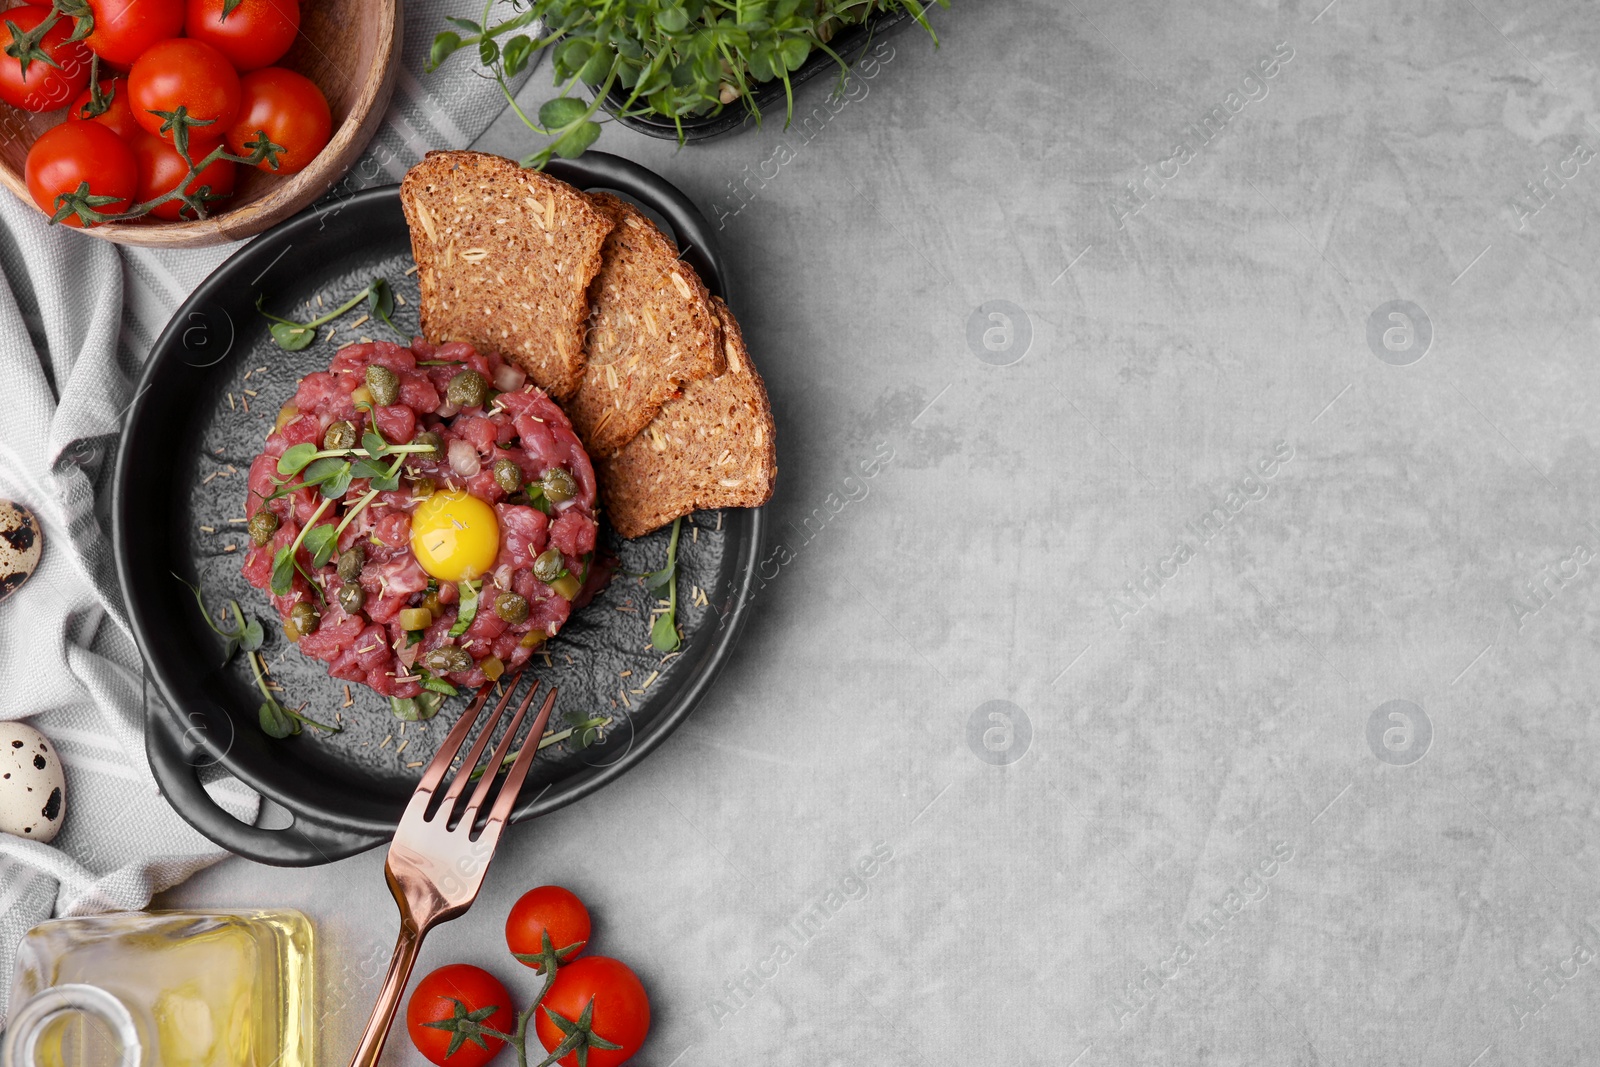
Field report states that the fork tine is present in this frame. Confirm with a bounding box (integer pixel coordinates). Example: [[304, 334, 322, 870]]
[[461, 675, 544, 824], [413, 683, 493, 801], [434, 678, 520, 817], [482, 686, 558, 834]]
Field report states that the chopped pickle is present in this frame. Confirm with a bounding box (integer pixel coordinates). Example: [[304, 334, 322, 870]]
[[519, 630, 545, 649], [274, 404, 299, 431], [398, 608, 433, 631], [549, 572, 582, 600], [480, 656, 505, 681]]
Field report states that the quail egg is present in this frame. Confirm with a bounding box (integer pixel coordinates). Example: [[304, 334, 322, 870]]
[[0, 500, 41, 603], [0, 721, 66, 843]]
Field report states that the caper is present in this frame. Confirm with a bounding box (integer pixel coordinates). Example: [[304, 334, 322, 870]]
[[323, 419, 358, 451], [411, 476, 436, 500], [446, 369, 489, 408], [420, 645, 473, 675], [411, 431, 443, 460], [541, 466, 577, 503], [247, 510, 279, 547], [492, 458, 522, 495], [288, 601, 319, 638], [365, 364, 400, 406], [533, 548, 565, 583], [337, 582, 366, 615], [336, 545, 365, 582], [494, 591, 529, 624]]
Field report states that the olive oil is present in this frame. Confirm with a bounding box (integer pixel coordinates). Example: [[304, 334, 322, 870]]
[[3, 911, 313, 1067]]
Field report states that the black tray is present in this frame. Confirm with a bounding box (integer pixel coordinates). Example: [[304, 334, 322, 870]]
[[116, 153, 765, 866], [603, 7, 918, 142]]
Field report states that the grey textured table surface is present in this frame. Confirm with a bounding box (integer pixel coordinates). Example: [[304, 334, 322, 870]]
[[158, 1, 1600, 1062]]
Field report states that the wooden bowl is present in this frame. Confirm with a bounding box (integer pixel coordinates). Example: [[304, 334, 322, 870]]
[[0, 0, 401, 247]]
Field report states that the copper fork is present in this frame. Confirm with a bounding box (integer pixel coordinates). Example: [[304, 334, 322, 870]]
[[348, 674, 558, 1067]]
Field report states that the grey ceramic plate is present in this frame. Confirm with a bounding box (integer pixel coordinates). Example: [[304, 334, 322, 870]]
[[116, 154, 765, 866]]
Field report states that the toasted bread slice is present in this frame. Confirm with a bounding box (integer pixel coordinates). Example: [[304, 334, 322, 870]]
[[567, 192, 724, 457], [600, 297, 776, 538], [400, 151, 613, 399]]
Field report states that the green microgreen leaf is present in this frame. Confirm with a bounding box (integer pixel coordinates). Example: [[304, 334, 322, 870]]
[[650, 610, 680, 653], [259, 699, 297, 738], [277, 443, 318, 475], [427, 30, 463, 72], [648, 516, 683, 652], [420, 673, 459, 697], [300, 456, 348, 485], [539, 96, 589, 128], [391, 691, 444, 721], [258, 281, 391, 350], [302, 524, 340, 569], [269, 546, 295, 596], [449, 579, 481, 638]]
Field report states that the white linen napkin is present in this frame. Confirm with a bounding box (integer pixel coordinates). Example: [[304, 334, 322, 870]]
[[0, 0, 535, 1024]]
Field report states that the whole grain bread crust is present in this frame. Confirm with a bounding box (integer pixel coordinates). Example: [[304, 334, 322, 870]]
[[600, 297, 776, 538], [400, 151, 612, 399], [567, 192, 724, 457]]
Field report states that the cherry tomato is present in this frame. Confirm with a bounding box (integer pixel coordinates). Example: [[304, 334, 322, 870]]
[[66, 78, 142, 140], [25, 121, 137, 227], [131, 131, 235, 220], [0, 6, 91, 112], [185, 0, 298, 71], [533, 957, 650, 1067], [83, 0, 184, 68], [128, 38, 240, 149], [224, 66, 328, 174], [405, 964, 514, 1067], [506, 886, 591, 972]]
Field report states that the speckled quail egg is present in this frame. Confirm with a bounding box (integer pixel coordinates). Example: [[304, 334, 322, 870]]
[[0, 500, 41, 603], [0, 721, 65, 843]]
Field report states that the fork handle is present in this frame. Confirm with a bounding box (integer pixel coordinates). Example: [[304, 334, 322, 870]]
[[348, 919, 425, 1067]]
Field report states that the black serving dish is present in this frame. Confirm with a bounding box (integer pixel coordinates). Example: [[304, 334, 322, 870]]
[[603, 7, 920, 142], [116, 153, 765, 866]]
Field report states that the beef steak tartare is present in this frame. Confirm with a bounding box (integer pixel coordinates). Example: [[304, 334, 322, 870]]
[[242, 339, 608, 703]]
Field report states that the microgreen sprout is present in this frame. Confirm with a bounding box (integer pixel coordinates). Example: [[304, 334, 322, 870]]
[[643, 516, 682, 652], [427, 0, 946, 167], [257, 277, 398, 351], [176, 574, 339, 739]]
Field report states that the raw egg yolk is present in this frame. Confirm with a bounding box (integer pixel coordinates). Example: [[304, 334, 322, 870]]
[[411, 490, 500, 582]]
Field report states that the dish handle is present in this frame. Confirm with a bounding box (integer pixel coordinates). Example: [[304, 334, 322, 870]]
[[145, 697, 390, 866]]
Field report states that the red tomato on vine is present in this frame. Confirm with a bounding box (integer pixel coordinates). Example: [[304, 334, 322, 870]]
[[224, 66, 329, 174], [405, 964, 515, 1067], [185, 0, 298, 71], [534, 957, 650, 1067], [128, 37, 240, 152], [506, 886, 592, 973], [131, 131, 235, 220], [25, 122, 137, 226], [66, 78, 143, 141], [0, 6, 91, 112], [83, 0, 184, 68]]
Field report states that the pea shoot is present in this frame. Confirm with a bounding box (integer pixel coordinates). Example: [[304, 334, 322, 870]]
[[468, 714, 614, 781], [644, 516, 683, 652], [427, 0, 946, 167], [176, 575, 339, 739], [257, 277, 404, 351], [265, 424, 433, 596]]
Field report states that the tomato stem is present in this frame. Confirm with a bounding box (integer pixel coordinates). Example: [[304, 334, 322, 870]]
[[48, 128, 288, 227]]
